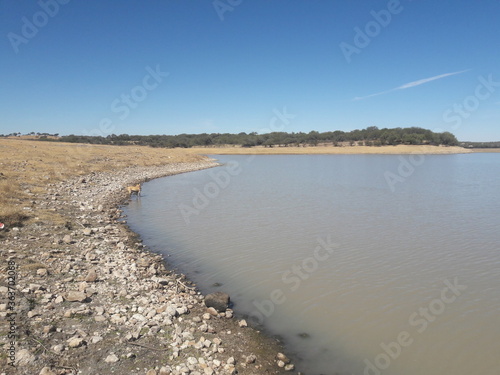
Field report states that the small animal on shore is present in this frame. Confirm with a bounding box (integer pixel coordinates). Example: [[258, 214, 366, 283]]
[[126, 184, 141, 197]]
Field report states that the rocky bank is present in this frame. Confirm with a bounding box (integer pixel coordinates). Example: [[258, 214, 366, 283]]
[[0, 161, 298, 375]]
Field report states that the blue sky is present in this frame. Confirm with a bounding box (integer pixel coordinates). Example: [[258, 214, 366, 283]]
[[1, 0, 499, 141]]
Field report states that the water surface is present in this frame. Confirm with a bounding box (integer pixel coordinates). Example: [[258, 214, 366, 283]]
[[124, 154, 500, 375]]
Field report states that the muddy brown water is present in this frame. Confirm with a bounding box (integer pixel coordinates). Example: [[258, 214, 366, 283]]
[[124, 154, 500, 375]]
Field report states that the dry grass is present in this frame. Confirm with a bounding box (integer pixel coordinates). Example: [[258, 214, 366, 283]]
[[0, 139, 206, 226], [184, 144, 472, 155]]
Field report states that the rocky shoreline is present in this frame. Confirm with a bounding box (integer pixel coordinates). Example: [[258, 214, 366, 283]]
[[1, 161, 297, 375]]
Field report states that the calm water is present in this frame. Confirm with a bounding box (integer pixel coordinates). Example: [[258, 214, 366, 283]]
[[124, 154, 500, 375]]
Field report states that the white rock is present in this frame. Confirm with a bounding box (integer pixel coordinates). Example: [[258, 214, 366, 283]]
[[91, 335, 103, 344], [199, 324, 208, 332], [132, 313, 147, 322], [277, 352, 290, 364], [67, 337, 84, 348], [37, 268, 48, 277], [245, 354, 256, 364], [29, 284, 42, 291], [54, 295, 64, 303], [95, 306, 105, 315], [85, 269, 98, 282], [206, 307, 218, 316], [66, 291, 87, 302], [166, 306, 178, 317], [52, 344, 64, 353], [15, 349, 36, 366], [176, 306, 188, 315], [104, 353, 119, 363], [187, 357, 198, 365]]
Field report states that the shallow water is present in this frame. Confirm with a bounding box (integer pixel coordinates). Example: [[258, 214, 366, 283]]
[[124, 154, 500, 375]]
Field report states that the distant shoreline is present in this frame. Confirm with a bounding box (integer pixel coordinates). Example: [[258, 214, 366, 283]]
[[186, 144, 473, 155], [469, 148, 500, 153]]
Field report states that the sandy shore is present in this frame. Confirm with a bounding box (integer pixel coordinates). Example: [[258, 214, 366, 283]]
[[470, 148, 500, 153], [0, 140, 296, 375], [183, 144, 472, 155]]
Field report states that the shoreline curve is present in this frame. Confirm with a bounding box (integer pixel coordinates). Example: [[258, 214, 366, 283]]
[[1, 158, 297, 375]]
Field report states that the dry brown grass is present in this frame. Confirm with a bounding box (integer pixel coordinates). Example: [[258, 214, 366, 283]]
[[0, 139, 205, 226]]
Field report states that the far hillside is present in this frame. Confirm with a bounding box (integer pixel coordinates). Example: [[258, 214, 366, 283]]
[[460, 141, 500, 149], [11, 127, 461, 149]]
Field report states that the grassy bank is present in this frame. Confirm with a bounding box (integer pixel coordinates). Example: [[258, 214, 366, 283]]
[[0, 138, 205, 227]]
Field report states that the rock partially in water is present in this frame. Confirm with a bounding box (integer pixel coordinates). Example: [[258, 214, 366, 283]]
[[205, 292, 230, 312], [276, 352, 290, 364]]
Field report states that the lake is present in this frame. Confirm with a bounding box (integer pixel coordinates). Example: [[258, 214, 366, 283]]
[[124, 153, 500, 375]]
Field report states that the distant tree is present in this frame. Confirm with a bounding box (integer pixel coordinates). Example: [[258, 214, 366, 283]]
[[438, 132, 459, 146]]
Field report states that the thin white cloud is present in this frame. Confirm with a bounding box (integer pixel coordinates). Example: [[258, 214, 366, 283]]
[[353, 69, 470, 101]]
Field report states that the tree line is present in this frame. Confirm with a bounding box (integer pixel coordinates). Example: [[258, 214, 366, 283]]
[[38, 126, 459, 148], [460, 141, 500, 149]]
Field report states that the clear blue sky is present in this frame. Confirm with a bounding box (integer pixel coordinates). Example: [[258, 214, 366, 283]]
[[1, 0, 499, 141]]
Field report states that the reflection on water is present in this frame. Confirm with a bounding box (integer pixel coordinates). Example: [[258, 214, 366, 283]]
[[124, 154, 500, 375]]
